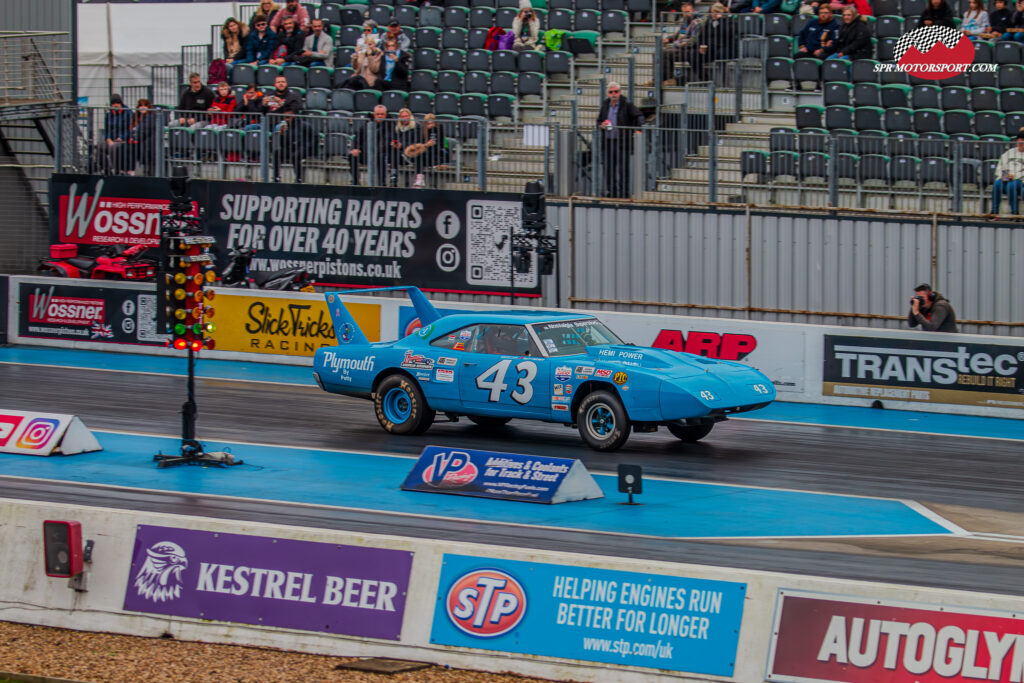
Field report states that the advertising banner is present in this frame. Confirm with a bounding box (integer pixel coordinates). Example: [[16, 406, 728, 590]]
[[213, 291, 380, 356], [0, 409, 101, 456], [17, 280, 167, 346], [823, 335, 1024, 410], [768, 590, 1024, 683], [431, 554, 746, 676], [401, 446, 602, 503], [123, 525, 412, 640], [50, 174, 540, 295]]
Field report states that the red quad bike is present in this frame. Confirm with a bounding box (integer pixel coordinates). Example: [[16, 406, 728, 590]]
[[39, 243, 156, 281]]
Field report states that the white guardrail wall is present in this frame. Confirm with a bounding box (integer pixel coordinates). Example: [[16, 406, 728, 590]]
[[3, 499, 1024, 683], [7, 276, 1024, 420]]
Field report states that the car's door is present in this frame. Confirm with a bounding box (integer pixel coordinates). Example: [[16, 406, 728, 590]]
[[457, 323, 549, 417]]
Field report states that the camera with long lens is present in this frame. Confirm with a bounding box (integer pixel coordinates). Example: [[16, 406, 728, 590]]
[[910, 295, 926, 307]]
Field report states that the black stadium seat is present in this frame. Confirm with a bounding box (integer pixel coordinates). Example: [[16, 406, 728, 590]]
[[854, 83, 881, 108]]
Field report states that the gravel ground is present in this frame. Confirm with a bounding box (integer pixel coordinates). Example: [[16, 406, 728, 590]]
[[0, 621, 561, 683]]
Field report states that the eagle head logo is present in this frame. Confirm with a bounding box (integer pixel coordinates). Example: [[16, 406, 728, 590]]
[[134, 541, 188, 603]]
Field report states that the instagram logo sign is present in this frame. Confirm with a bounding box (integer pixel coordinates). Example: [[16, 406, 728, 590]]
[[16, 418, 60, 450]]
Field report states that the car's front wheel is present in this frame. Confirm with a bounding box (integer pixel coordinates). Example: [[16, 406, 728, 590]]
[[374, 374, 435, 435], [577, 391, 631, 451], [667, 422, 714, 442]]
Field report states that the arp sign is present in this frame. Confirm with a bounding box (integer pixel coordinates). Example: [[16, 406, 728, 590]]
[[652, 330, 757, 361]]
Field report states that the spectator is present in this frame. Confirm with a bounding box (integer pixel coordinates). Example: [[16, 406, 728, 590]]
[[384, 19, 412, 53], [377, 36, 411, 91], [596, 81, 644, 199], [511, 2, 541, 51], [103, 94, 132, 175], [270, 0, 311, 33], [827, 0, 872, 15], [274, 112, 314, 183], [206, 81, 238, 130], [342, 36, 383, 90], [297, 18, 334, 67], [245, 15, 278, 65], [823, 7, 872, 60], [129, 98, 159, 176], [170, 72, 215, 129], [250, 1, 280, 31], [404, 112, 447, 187], [662, 2, 703, 84], [991, 132, 1024, 214], [269, 15, 305, 66], [350, 104, 394, 186], [982, 0, 1012, 39], [268, 74, 301, 133], [908, 284, 958, 333], [919, 0, 956, 28], [391, 108, 419, 185], [797, 5, 839, 59], [237, 84, 268, 131], [961, 0, 990, 38], [683, 3, 735, 81], [1001, 0, 1024, 40], [221, 18, 249, 78], [356, 21, 381, 51], [735, 0, 781, 14]]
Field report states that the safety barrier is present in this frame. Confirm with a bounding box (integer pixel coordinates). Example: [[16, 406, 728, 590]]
[[2, 498, 1023, 683], [8, 277, 1024, 419]]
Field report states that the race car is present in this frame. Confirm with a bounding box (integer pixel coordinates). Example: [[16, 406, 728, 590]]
[[312, 287, 776, 451]]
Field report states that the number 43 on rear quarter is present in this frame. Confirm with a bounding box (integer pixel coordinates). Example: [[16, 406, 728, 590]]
[[312, 287, 776, 452]]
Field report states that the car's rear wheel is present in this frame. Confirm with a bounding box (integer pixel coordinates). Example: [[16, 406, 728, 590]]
[[667, 422, 714, 442], [467, 416, 512, 428], [374, 374, 435, 435], [577, 391, 631, 451]]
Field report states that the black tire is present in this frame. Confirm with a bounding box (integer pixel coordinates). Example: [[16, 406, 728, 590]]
[[577, 390, 631, 452], [467, 416, 512, 428], [667, 422, 714, 442], [374, 374, 435, 435]]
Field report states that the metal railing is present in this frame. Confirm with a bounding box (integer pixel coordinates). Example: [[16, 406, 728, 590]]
[[0, 31, 73, 107]]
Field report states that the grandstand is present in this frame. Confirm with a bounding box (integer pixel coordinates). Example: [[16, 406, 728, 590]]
[[51, 0, 1024, 216]]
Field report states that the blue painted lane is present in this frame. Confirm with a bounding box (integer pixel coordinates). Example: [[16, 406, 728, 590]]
[[0, 431, 950, 539]]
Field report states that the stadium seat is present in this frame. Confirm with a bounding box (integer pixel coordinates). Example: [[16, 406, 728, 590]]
[[325, 110, 353, 133], [547, 0, 571, 8], [168, 128, 193, 158], [890, 155, 920, 184], [877, 37, 898, 62], [968, 69, 997, 89], [769, 151, 799, 179], [545, 50, 572, 76], [853, 82, 881, 107], [468, 27, 490, 48], [466, 48, 490, 71], [496, 7, 520, 28], [918, 131, 949, 158], [853, 106, 884, 131], [768, 35, 793, 59], [488, 93, 515, 118], [330, 88, 355, 111], [999, 64, 1024, 90], [770, 126, 797, 152], [885, 107, 914, 132], [283, 65, 308, 89], [490, 71, 516, 95], [939, 109, 973, 136], [822, 59, 850, 83], [902, 0, 926, 14], [231, 63, 256, 86], [797, 127, 828, 153], [874, 0, 900, 14], [851, 59, 878, 83], [830, 128, 858, 154], [979, 135, 1010, 162], [574, 9, 599, 31], [394, 4, 418, 25], [940, 86, 970, 110], [1004, 112, 1024, 136], [473, 0, 497, 6], [766, 58, 794, 89], [824, 82, 852, 106], [243, 130, 262, 160], [569, 31, 599, 54], [463, 70, 489, 93], [444, 6, 469, 27], [1001, 88, 1024, 113], [320, 3, 343, 25], [973, 110, 1004, 136], [740, 150, 768, 182], [459, 93, 486, 117], [469, 6, 495, 27], [836, 153, 858, 182], [793, 58, 821, 87], [443, 27, 468, 48], [995, 41, 1023, 64], [414, 47, 440, 70], [790, 14, 812, 35], [888, 131, 918, 157], [940, 72, 968, 87], [911, 84, 940, 109], [601, 10, 627, 35], [518, 71, 544, 97], [408, 90, 435, 114], [434, 91, 460, 116], [338, 25, 363, 47], [575, 0, 598, 10], [795, 104, 824, 128], [354, 88, 381, 112], [878, 65, 908, 86], [973, 40, 994, 65], [336, 47, 355, 70], [491, 49, 517, 72], [518, 50, 543, 73], [410, 69, 436, 91], [858, 154, 890, 183], [415, 27, 442, 48], [880, 84, 911, 108], [333, 66, 355, 87], [910, 108, 941, 133], [799, 152, 829, 181], [764, 14, 790, 35], [949, 132, 979, 160], [858, 130, 887, 155], [308, 66, 333, 90], [876, 15, 903, 37], [736, 14, 764, 36], [548, 8, 574, 30], [257, 65, 282, 86], [420, 5, 444, 26], [306, 87, 330, 110], [340, 6, 365, 25], [368, 4, 393, 25], [381, 90, 407, 112], [825, 105, 854, 129], [969, 86, 1000, 112], [441, 47, 467, 71], [437, 70, 464, 92]]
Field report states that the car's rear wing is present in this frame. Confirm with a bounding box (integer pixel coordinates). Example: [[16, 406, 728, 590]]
[[324, 286, 442, 346]]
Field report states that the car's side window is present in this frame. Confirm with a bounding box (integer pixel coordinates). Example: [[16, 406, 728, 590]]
[[476, 324, 532, 356], [430, 325, 477, 351]]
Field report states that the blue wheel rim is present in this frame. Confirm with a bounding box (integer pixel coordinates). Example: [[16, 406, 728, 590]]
[[382, 387, 412, 423], [587, 404, 614, 438]]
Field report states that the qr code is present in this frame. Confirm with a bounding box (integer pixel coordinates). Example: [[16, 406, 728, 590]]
[[136, 294, 170, 343], [465, 200, 537, 288]]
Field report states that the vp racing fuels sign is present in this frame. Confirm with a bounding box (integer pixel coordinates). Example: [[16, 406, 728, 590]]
[[823, 335, 1024, 410], [50, 174, 539, 295]]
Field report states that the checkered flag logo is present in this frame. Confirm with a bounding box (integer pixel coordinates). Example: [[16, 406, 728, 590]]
[[893, 25, 963, 63]]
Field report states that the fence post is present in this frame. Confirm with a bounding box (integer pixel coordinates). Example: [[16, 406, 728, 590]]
[[549, 122, 559, 196], [827, 135, 838, 208], [708, 130, 718, 203], [653, 38, 663, 110], [155, 109, 166, 176], [951, 140, 963, 214], [592, 126, 602, 197], [477, 120, 488, 192], [259, 113, 269, 182], [734, 59, 742, 122], [54, 106, 64, 173], [627, 56, 635, 103]]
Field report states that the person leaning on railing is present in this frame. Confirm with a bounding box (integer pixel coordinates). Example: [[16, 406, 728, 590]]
[[103, 94, 132, 175], [129, 99, 159, 176], [169, 72, 214, 130]]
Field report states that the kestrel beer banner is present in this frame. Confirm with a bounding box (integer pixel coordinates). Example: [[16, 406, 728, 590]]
[[823, 334, 1024, 410], [50, 174, 541, 295]]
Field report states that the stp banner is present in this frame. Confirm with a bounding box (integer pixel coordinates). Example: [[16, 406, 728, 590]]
[[431, 554, 746, 676], [49, 174, 540, 295], [212, 290, 381, 356], [768, 590, 1024, 683], [823, 335, 1024, 410]]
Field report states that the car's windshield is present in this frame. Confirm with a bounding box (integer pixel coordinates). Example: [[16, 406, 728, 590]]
[[530, 318, 623, 357]]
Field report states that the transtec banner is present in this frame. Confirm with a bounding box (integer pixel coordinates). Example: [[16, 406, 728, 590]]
[[123, 525, 412, 640], [17, 280, 167, 346], [823, 334, 1024, 410], [213, 290, 380, 356], [431, 554, 746, 676], [49, 174, 540, 295], [768, 590, 1024, 683]]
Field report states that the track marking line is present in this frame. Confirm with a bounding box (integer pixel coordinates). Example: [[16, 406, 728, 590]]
[[902, 500, 971, 536], [734, 416, 1024, 443]]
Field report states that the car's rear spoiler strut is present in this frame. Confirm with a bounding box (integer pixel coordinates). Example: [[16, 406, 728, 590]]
[[324, 286, 442, 345]]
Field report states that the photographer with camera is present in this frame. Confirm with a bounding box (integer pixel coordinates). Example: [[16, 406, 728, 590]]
[[512, 1, 540, 51], [908, 283, 958, 333]]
